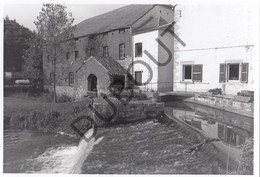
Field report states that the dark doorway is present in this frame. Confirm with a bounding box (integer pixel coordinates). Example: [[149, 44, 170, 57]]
[[88, 74, 97, 92]]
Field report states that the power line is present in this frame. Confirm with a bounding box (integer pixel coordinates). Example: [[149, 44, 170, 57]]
[[175, 44, 254, 52]]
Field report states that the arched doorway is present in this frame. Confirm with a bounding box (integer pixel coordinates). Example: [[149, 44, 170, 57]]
[[87, 74, 97, 92]]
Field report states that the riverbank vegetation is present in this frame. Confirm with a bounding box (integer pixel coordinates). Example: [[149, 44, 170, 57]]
[[4, 96, 92, 135]]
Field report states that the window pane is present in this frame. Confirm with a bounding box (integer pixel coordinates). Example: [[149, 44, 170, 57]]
[[135, 43, 142, 57], [69, 72, 74, 86], [184, 65, 192, 79], [119, 43, 125, 59], [103, 46, 109, 57], [135, 71, 142, 85], [75, 51, 79, 59], [229, 64, 239, 80]]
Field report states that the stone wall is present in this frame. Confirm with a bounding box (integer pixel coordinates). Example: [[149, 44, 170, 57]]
[[186, 94, 254, 117], [92, 98, 165, 126], [56, 86, 74, 97], [43, 28, 132, 89], [74, 57, 112, 99]]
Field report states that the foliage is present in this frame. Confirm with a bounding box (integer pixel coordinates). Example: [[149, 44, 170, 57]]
[[238, 136, 253, 175], [23, 33, 44, 93], [4, 16, 33, 72], [7, 98, 92, 135], [23, 33, 43, 80], [34, 4, 75, 58], [34, 4, 75, 102], [208, 88, 222, 95]]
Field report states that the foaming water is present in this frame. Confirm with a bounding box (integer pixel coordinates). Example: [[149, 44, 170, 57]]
[[34, 128, 103, 174]]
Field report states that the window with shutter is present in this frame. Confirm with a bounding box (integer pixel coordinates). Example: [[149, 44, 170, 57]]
[[182, 64, 203, 82], [192, 65, 203, 82], [183, 65, 192, 80], [241, 63, 249, 83], [227, 63, 239, 81], [219, 63, 226, 83]]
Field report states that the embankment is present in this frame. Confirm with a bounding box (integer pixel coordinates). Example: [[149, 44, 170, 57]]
[[185, 94, 254, 118], [4, 96, 164, 136]]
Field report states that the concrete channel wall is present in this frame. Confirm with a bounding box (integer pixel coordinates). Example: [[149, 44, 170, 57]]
[[186, 94, 254, 118]]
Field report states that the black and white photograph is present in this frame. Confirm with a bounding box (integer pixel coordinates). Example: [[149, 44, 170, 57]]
[[1, 0, 259, 175]]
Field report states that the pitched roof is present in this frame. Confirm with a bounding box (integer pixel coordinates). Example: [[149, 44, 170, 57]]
[[94, 57, 129, 76], [132, 16, 169, 34], [76, 56, 129, 76], [74, 5, 154, 37]]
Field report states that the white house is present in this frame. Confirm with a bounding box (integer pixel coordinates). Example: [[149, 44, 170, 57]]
[[132, 5, 175, 92], [172, 4, 254, 95]]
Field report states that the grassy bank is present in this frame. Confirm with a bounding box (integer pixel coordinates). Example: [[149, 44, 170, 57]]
[[4, 97, 92, 136]]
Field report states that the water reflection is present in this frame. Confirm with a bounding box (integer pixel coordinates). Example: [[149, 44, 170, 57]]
[[165, 101, 253, 148]]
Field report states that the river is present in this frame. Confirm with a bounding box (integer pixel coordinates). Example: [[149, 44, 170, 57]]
[[4, 101, 253, 174]]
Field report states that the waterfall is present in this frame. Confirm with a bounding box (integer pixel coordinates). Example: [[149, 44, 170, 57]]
[[34, 128, 103, 174]]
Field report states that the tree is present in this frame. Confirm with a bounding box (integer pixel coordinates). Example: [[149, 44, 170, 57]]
[[23, 32, 43, 92], [34, 4, 75, 102], [4, 16, 32, 72]]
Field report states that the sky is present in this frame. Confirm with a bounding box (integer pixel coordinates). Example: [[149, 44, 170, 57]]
[[4, 4, 127, 31]]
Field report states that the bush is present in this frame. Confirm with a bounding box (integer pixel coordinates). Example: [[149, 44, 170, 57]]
[[208, 88, 222, 95], [8, 98, 92, 135], [238, 136, 253, 175]]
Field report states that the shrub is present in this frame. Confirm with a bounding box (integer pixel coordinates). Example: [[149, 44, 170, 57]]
[[238, 136, 253, 175], [208, 88, 222, 95]]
